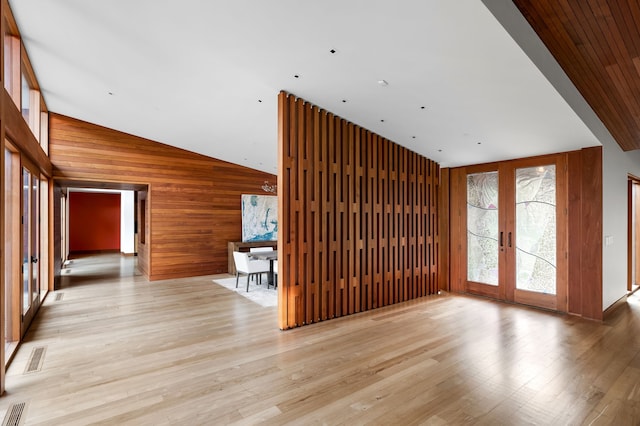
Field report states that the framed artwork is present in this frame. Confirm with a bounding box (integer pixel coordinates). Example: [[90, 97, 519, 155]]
[[241, 194, 278, 242]]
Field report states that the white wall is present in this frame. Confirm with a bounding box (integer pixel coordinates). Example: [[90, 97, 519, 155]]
[[120, 190, 135, 254], [601, 146, 640, 308]]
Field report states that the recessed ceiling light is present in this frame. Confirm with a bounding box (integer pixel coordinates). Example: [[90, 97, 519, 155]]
[[377, 80, 388, 86]]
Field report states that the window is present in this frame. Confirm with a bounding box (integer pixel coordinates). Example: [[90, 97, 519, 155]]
[[21, 72, 30, 123], [3, 32, 20, 107]]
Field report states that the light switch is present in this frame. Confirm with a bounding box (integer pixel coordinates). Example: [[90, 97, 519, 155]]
[[605, 235, 614, 246]]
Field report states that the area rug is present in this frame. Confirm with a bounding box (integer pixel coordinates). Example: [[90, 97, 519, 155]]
[[212, 276, 277, 307]]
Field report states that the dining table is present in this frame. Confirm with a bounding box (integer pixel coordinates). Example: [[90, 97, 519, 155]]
[[248, 250, 277, 288]]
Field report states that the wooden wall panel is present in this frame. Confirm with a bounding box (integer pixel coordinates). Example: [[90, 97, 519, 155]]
[[578, 146, 603, 320], [448, 167, 465, 294], [49, 113, 275, 281], [565, 146, 604, 319], [567, 151, 583, 315], [52, 186, 63, 290], [277, 92, 440, 329]]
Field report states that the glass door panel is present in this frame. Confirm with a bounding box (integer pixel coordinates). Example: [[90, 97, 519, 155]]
[[20, 163, 40, 332], [31, 174, 40, 304], [22, 168, 30, 314], [515, 165, 556, 295], [467, 171, 499, 286], [4, 148, 17, 356]]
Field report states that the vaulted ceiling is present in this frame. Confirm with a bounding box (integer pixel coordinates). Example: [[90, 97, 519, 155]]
[[10, 1, 630, 174], [514, 0, 640, 152]]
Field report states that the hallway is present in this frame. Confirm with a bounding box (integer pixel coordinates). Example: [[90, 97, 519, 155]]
[[1, 255, 639, 424], [60, 254, 143, 286]]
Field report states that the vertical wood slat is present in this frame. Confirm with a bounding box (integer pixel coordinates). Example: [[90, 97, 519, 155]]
[[277, 91, 440, 329], [438, 168, 450, 292]]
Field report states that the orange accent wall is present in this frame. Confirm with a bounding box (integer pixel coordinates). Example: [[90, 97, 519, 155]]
[[69, 192, 121, 252]]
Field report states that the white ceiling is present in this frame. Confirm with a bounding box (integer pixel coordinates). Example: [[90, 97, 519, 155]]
[[10, 0, 600, 174]]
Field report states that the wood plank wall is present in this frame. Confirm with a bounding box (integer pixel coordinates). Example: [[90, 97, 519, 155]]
[[277, 92, 440, 329], [52, 186, 63, 289], [567, 146, 603, 320], [49, 113, 275, 281]]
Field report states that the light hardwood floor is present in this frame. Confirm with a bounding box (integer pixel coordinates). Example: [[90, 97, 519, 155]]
[[1, 254, 639, 425]]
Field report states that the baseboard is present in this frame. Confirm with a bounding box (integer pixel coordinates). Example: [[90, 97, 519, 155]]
[[69, 249, 120, 258], [603, 295, 627, 321], [121, 252, 137, 257]]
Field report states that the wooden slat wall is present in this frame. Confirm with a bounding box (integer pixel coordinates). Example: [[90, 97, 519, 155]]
[[49, 113, 275, 281], [438, 167, 450, 292], [277, 92, 440, 329]]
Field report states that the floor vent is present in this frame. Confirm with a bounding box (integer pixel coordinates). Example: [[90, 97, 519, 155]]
[[24, 347, 46, 374], [2, 402, 27, 426], [55, 293, 64, 301]]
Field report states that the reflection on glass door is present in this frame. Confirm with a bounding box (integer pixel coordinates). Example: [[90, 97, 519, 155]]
[[515, 165, 556, 295], [467, 172, 499, 286], [22, 168, 30, 314], [31, 174, 40, 306], [4, 148, 18, 357]]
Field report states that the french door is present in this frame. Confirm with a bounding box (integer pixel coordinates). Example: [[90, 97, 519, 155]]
[[20, 160, 41, 331], [454, 154, 567, 311], [4, 145, 45, 362]]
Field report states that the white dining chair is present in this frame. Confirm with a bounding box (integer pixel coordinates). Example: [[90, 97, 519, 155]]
[[232, 251, 270, 292], [273, 259, 278, 288], [249, 247, 272, 252]]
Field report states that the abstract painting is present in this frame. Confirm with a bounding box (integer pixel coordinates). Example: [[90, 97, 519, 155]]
[[241, 194, 278, 242]]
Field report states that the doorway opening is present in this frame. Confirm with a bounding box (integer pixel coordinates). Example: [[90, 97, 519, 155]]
[[54, 180, 149, 290]]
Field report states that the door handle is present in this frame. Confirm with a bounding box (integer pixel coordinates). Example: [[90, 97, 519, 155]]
[[508, 232, 512, 248], [500, 231, 504, 248]]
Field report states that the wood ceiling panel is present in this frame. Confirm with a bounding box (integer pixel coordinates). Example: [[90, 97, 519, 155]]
[[514, 0, 640, 151]]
